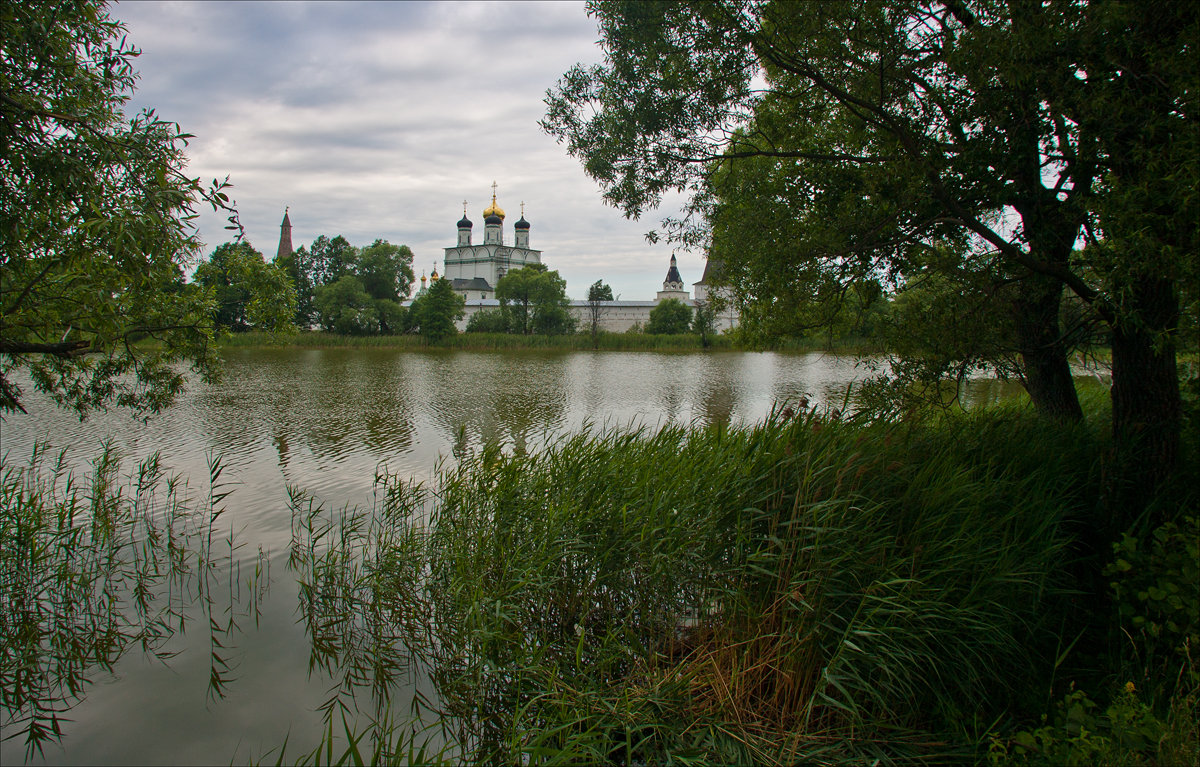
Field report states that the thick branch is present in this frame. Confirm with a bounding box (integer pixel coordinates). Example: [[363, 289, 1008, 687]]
[[0, 338, 91, 356]]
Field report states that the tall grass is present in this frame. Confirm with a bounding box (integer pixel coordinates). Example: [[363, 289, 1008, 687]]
[[217, 330, 800, 352], [0, 443, 267, 757], [287, 406, 1109, 764], [440, 331, 737, 350]]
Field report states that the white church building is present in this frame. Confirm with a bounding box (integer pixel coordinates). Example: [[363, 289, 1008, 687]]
[[417, 187, 738, 333], [440, 186, 540, 300], [277, 186, 738, 333]]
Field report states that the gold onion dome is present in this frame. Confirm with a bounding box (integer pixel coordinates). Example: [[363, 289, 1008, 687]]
[[483, 195, 505, 220]]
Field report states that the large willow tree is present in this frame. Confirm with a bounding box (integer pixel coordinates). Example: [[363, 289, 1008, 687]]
[[544, 0, 1197, 514], [1, 0, 240, 417]]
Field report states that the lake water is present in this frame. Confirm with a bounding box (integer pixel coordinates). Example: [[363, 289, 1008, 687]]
[[0, 349, 1024, 764]]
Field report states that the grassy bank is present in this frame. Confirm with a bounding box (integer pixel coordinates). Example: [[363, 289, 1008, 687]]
[[218, 330, 883, 353], [284, 398, 1198, 764]]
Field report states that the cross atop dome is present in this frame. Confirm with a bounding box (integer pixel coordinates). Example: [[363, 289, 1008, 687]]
[[444, 188, 540, 297], [483, 181, 505, 220]]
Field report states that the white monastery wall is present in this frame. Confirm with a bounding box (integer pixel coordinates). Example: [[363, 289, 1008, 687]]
[[454, 299, 738, 333]]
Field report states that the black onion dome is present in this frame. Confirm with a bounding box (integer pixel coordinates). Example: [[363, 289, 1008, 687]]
[[485, 213, 503, 225], [514, 216, 530, 230], [457, 215, 473, 228]]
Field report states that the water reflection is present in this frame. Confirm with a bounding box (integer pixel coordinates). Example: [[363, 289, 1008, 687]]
[[282, 350, 417, 460], [696, 355, 736, 429], [0, 449, 268, 760], [1, 349, 1052, 545], [422, 351, 569, 455], [0, 349, 1085, 765]]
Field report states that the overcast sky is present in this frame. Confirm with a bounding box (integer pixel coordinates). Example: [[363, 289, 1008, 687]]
[[114, 0, 698, 300]]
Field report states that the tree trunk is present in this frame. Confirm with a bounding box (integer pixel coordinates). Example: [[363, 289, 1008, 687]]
[[1012, 272, 1083, 421], [1108, 275, 1181, 527]]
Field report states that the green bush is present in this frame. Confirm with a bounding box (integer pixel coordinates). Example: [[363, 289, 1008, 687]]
[[645, 298, 693, 334], [465, 308, 509, 333], [989, 686, 1167, 767], [1107, 515, 1200, 658]]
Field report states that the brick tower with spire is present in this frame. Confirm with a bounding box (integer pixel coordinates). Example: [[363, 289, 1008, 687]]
[[276, 208, 293, 261]]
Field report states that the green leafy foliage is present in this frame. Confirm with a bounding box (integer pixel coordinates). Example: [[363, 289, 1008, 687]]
[[0, 0, 243, 417], [989, 686, 1176, 767], [495, 264, 576, 336], [357, 241, 415, 306], [290, 237, 413, 335], [587, 280, 614, 303], [691, 298, 717, 346], [1107, 516, 1200, 658], [313, 275, 384, 336], [646, 298, 692, 334], [193, 242, 297, 333], [464, 309, 509, 334], [274, 245, 317, 327], [306, 235, 359, 287], [544, 0, 1197, 488], [409, 277, 464, 342], [583, 280, 615, 344]]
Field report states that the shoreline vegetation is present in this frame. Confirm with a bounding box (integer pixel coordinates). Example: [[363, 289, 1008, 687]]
[[0, 447, 269, 759], [213, 331, 1200, 369], [276, 394, 1198, 765], [8, 385, 1194, 765], [4, 1, 1195, 764], [219, 329, 889, 354]]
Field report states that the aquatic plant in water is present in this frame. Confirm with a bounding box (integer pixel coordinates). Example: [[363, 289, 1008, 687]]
[[0, 443, 267, 758], [286, 407, 1107, 764]]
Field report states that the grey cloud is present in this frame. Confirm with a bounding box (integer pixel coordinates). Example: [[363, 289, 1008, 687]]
[[115, 1, 696, 301]]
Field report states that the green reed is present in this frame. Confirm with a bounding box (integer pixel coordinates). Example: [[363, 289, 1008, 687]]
[[220, 330, 739, 351], [0, 442, 267, 758], [218, 329, 894, 353], [285, 404, 1111, 764]]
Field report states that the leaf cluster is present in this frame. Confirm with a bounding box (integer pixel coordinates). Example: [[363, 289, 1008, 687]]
[[193, 241, 297, 334], [646, 297, 693, 334], [545, 0, 1197, 422], [494, 264, 576, 336], [1, 0, 243, 417], [280, 236, 415, 335], [409, 277, 464, 342]]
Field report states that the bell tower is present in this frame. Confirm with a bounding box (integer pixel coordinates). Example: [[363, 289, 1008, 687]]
[[482, 181, 505, 246], [276, 208, 293, 261], [514, 201, 530, 249]]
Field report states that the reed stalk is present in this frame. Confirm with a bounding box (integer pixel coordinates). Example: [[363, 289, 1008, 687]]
[[0, 443, 267, 757], [286, 405, 1112, 764]]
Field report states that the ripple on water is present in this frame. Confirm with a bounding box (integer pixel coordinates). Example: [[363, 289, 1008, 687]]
[[0, 348, 1058, 765]]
